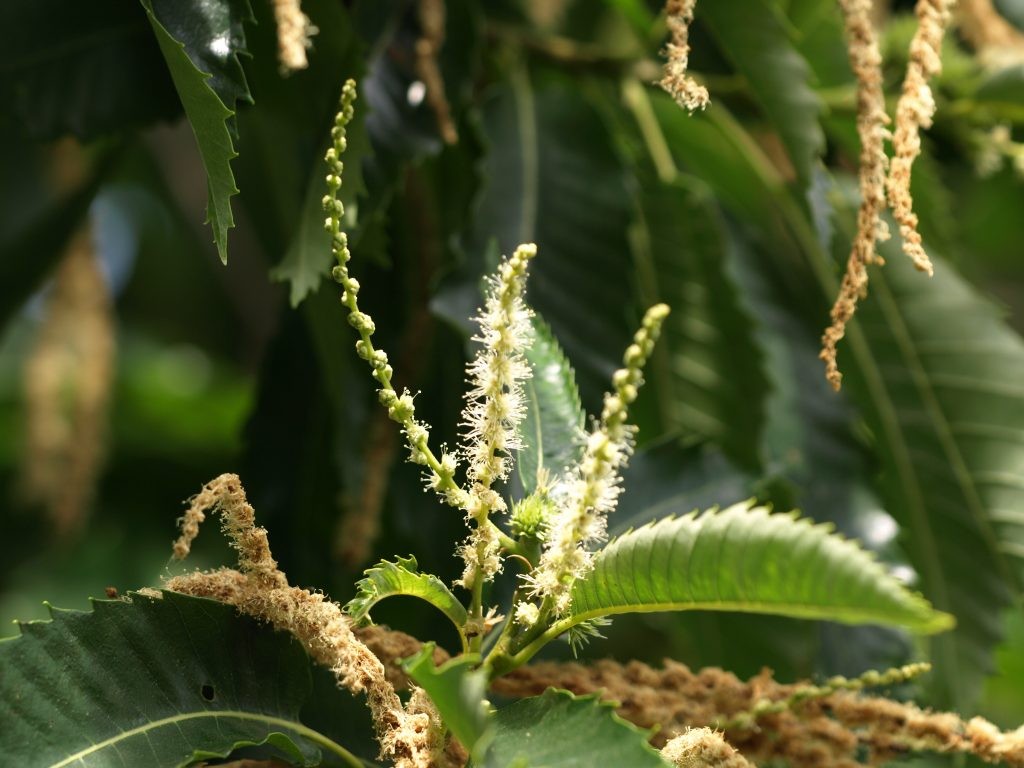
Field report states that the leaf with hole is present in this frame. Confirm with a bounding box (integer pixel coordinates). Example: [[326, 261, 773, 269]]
[[0, 590, 363, 767]]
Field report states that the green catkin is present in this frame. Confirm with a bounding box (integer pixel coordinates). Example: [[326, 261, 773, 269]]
[[324, 79, 466, 510]]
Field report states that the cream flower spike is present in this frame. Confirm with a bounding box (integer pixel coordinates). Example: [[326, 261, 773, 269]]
[[526, 303, 670, 616], [457, 243, 538, 587], [462, 243, 537, 492]]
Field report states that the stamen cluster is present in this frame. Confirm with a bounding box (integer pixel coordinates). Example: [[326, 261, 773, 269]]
[[457, 244, 537, 586]]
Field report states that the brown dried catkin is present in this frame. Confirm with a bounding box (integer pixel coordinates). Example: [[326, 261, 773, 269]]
[[820, 0, 891, 391], [167, 474, 451, 768]]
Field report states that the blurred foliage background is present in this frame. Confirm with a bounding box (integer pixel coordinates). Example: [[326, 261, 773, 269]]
[[2, 0, 1024, 761]]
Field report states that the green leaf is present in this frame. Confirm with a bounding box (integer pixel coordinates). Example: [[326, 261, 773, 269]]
[[518, 316, 586, 494], [725, 212, 878, 544], [474, 689, 666, 768], [566, 501, 954, 634], [465, 65, 636, 408], [140, 0, 251, 263], [149, 0, 252, 114], [648, 87, 812, 278], [970, 62, 1024, 107], [633, 175, 769, 470], [600, 0, 656, 36], [837, 243, 1024, 708], [402, 645, 491, 757], [653, 92, 1021, 707], [701, 0, 825, 186], [345, 555, 468, 633], [783, 0, 853, 88], [717, 230, 918, 678], [0, 590, 362, 767], [359, 1, 480, 164]]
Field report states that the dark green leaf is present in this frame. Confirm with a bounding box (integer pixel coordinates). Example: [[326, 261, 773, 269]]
[[613, 440, 754, 534], [659, 92, 1023, 707], [272, 104, 370, 306], [973, 64, 1024, 119], [232, 0, 362, 260], [996, 0, 1024, 27], [262, 0, 371, 306], [633, 176, 769, 469], [149, 0, 252, 116], [567, 501, 954, 633], [649, 87, 815, 292], [0, 590, 362, 767], [701, 0, 825, 186], [361, 0, 481, 164], [783, 0, 852, 88], [475, 689, 665, 768], [466, 66, 636, 409], [240, 295, 352, 591], [140, 0, 252, 263], [838, 243, 1024, 707], [518, 317, 586, 494]]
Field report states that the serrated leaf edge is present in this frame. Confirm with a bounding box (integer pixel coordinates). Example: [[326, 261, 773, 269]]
[[566, 501, 955, 634], [345, 557, 468, 633]]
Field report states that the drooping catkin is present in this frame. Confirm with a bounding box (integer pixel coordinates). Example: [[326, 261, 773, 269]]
[[320, 625, 1024, 767], [415, 0, 458, 144], [21, 218, 115, 534], [820, 0, 891, 391], [659, 0, 710, 112], [272, 0, 314, 72], [887, 0, 956, 277], [167, 474, 446, 768]]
